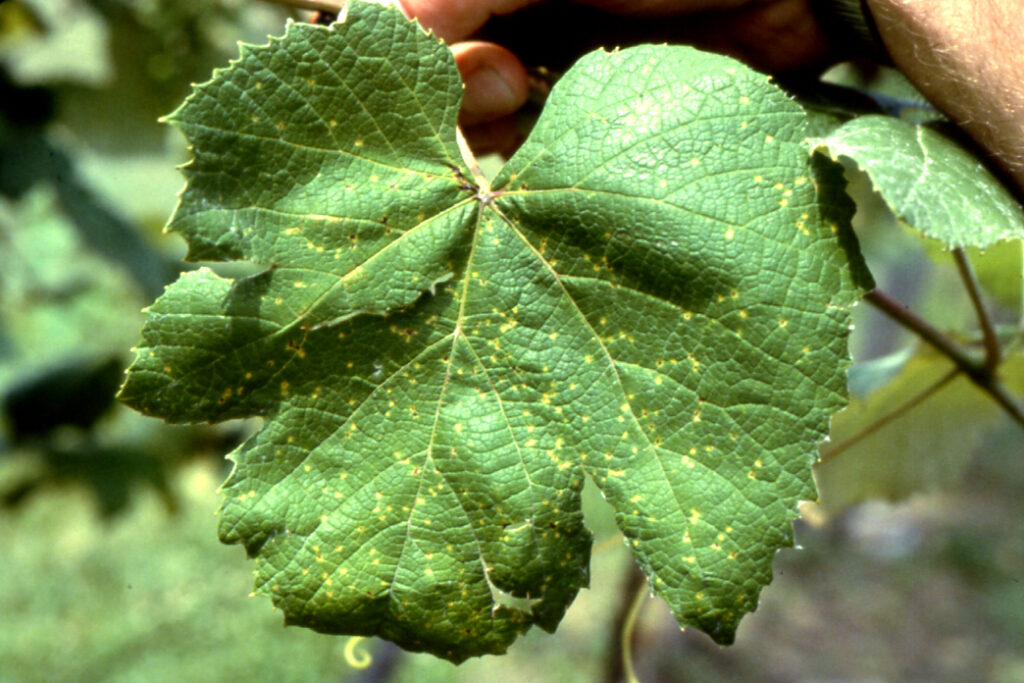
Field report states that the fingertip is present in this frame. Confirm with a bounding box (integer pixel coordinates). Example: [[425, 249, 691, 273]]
[[462, 116, 523, 157], [400, 0, 486, 42], [452, 42, 529, 125]]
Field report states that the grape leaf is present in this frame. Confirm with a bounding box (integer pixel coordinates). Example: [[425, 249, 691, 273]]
[[120, 1, 870, 661], [816, 115, 1024, 249], [816, 350, 1024, 514]]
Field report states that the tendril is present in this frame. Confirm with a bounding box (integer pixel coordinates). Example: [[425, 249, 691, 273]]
[[343, 636, 373, 669]]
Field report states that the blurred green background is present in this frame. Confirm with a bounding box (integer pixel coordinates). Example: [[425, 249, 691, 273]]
[[2, 2, 1023, 681]]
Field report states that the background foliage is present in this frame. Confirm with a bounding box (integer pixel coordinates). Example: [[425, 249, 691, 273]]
[[2, 1, 1023, 681]]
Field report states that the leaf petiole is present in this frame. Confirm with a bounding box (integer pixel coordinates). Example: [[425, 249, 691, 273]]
[[951, 247, 1002, 371], [865, 288, 1024, 429], [455, 127, 489, 191]]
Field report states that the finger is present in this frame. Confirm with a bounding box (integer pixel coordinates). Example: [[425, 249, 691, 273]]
[[475, 0, 830, 75], [400, 0, 754, 40], [399, 0, 543, 42], [452, 41, 529, 126], [575, 0, 753, 14], [705, 0, 832, 72], [461, 116, 522, 157]]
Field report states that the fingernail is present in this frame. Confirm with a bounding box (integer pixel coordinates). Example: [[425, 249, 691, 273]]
[[462, 67, 520, 121]]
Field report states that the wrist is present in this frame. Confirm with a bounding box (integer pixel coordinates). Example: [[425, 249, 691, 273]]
[[865, 0, 1024, 193]]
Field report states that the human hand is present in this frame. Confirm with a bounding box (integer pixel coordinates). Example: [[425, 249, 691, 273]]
[[398, 0, 833, 153]]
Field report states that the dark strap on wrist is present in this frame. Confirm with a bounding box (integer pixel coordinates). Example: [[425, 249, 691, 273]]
[[812, 0, 891, 64]]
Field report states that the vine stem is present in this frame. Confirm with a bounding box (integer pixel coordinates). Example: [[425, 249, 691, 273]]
[[951, 248, 1001, 370], [1019, 240, 1024, 336], [864, 289, 1024, 429], [260, 0, 345, 13]]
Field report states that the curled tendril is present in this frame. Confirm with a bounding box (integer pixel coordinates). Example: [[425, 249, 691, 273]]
[[343, 636, 373, 669]]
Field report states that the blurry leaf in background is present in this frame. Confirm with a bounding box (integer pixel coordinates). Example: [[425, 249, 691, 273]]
[[795, 62, 942, 139], [824, 63, 925, 102], [0, 116, 183, 298], [0, 185, 235, 516], [0, 0, 291, 519], [1, 1, 294, 297], [968, 239, 1024, 313], [918, 236, 1024, 314], [0, 459, 629, 682], [52, 0, 292, 233], [814, 351, 1024, 515], [0, 403, 247, 517], [0, 185, 144, 389], [821, 62, 942, 123], [845, 346, 917, 399], [0, 0, 112, 87], [3, 355, 123, 443], [2, 439, 174, 517]]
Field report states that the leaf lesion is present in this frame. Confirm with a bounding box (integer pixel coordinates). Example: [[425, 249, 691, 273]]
[[388, 214, 539, 613], [483, 201, 696, 528]]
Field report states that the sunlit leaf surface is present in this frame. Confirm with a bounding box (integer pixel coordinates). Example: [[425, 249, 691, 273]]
[[121, 1, 869, 661]]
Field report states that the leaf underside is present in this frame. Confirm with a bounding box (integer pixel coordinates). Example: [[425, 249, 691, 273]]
[[819, 115, 1024, 249], [120, 1, 869, 662]]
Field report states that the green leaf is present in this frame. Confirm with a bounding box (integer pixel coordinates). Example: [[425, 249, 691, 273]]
[[817, 115, 1024, 249], [0, 185, 143, 392], [0, 0, 112, 87], [120, 2, 869, 661], [821, 62, 942, 124], [815, 350, 1024, 514], [846, 347, 916, 399], [919, 237, 1024, 313]]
